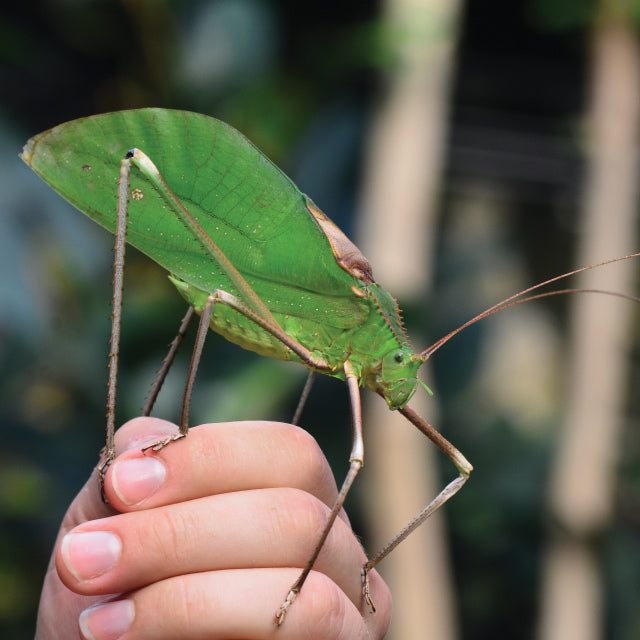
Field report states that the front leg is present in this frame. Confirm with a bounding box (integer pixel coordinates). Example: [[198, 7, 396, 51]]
[[360, 399, 472, 607], [276, 361, 364, 625]]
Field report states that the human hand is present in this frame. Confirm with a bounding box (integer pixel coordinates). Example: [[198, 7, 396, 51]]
[[35, 417, 391, 639]]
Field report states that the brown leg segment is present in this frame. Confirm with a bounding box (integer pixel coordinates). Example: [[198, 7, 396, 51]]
[[275, 362, 364, 626], [142, 306, 195, 417], [142, 296, 215, 453], [291, 370, 317, 425], [360, 399, 472, 609], [98, 155, 131, 501]]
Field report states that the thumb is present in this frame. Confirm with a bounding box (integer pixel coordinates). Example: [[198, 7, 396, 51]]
[[61, 416, 181, 535], [35, 417, 179, 639]]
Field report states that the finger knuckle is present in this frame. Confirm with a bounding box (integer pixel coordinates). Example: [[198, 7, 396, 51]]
[[299, 572, 355, 639], [283, 425, 337, 495], [271, 488, 330, 542], [132, 506, 198, 567]]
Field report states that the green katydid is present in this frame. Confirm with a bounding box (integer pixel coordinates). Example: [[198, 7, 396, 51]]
[[20, 108, 639, 624]]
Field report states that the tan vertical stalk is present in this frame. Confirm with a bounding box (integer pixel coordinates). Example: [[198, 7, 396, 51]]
[[356, 1, 462, 638], [537, 10, 640, 640]]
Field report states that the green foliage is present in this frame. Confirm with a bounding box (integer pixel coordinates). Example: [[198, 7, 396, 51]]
[[530, 0, 640, 30], [530, 0, 600, 29]]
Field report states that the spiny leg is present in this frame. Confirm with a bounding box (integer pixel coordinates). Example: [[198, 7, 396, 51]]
[[179, 297, 215, 435], [142, 306, 195, 416], [210, 289, 331, 371], [360, 399, 473, 610], [98, 154, 131, 501], [141, 288, 333, 456], [105, 270, 337, 615], [125, 149, 334, 405], [128, 148, 281, 330], [142, 296, 215, 453], [291, 370, 317, 425], [275, 362, 364, 626]]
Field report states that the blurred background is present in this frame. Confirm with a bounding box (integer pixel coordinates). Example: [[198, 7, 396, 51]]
[[1, 1, 639, 638]]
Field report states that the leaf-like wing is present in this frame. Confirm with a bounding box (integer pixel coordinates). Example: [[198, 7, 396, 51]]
[[21, 109, 369, 330]]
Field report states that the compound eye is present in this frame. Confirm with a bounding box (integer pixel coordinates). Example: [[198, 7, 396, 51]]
[[394, 352, 404, 363]]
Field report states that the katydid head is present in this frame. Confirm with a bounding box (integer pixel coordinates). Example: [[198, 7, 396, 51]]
[[375, 252, 640, 413], [377, 346, 424, 410]]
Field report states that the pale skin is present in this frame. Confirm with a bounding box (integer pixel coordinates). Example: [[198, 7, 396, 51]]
[[35, 417, 391, 640]]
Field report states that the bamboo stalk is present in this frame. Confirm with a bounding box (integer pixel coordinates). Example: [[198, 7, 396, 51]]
[[537, 13, 640, 640], [356, 1, 463, 638]]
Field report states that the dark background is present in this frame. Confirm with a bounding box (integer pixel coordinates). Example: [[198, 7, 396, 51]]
[[1, 1, 639, 638]]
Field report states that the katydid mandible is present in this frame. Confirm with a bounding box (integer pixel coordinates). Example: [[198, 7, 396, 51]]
[[20, 108, 638, 624]]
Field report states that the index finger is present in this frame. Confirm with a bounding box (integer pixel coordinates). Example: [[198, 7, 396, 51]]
[[105, 417, 340, 512]]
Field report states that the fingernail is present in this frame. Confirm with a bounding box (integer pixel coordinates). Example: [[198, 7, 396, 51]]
[[79, 599, 134, 640], [61, 531, 122, 582], [111, 456, 166, 505], [120, 429, 177, 452]]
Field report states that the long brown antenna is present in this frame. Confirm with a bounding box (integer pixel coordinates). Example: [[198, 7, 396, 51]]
[[417, 253, 640, 361]]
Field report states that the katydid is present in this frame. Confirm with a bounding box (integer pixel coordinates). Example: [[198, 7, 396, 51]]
[[20, 108, 639, 624]]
